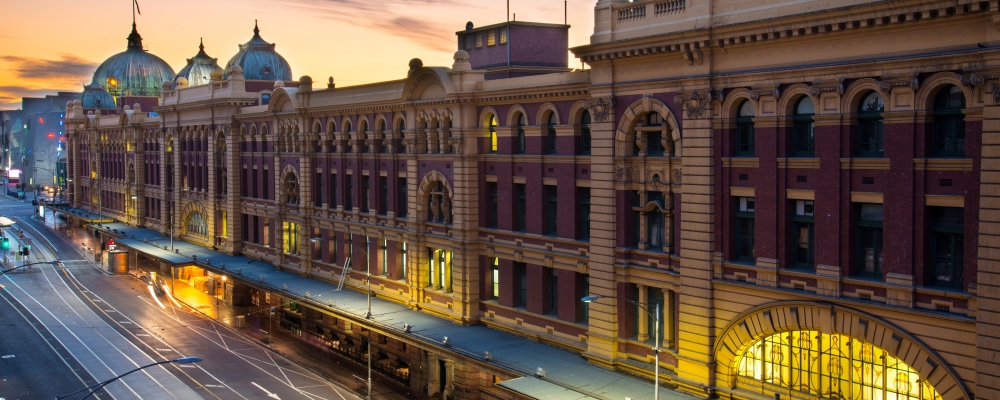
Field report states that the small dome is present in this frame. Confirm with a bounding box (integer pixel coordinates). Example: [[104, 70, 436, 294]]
[[176, 38, 224, 87], [226, 21, 292, 81], [79, 84, 115, 109], [90, 24, 176, 103]]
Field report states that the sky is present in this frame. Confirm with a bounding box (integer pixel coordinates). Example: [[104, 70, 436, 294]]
[[0, 0, 597, 110]]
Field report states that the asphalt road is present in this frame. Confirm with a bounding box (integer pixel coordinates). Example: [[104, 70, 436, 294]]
[[0, 197, 361, 400]]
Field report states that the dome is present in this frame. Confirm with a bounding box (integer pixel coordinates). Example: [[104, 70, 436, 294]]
[[226, 21, 292, 81], [90, 24, 176, 102], [176, 38, 224, 87], [79, 84, 115, 109]]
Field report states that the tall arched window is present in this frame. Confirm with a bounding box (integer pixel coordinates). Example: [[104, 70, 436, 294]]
[[487, 115, 498, 154], [377, 120, 387, 153], [187, 212, 207, 236], [857, 91, 885, 157], [359, 120, 369, 153], [646, 113, 665, 156], [515, 113, 526, 154], [792, 97, 815, 157], [580, 110, 592, 155], [736, 100, 755, 156], [546, 112, 557, 154], [932, 85, 966, 157], [396, 119, 406, 154]]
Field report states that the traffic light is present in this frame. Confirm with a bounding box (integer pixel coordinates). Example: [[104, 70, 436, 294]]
[[1, 237, 9, 250], [22, 245, 29, 257]]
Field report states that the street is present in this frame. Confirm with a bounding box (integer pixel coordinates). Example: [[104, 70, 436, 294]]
[[0, 195, 360, 400]]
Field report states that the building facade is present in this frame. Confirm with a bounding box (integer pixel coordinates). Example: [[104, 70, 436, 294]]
[[63, 0, 1000, 399]]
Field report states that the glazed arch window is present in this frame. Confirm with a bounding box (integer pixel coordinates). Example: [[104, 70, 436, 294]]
[[736, 330, 943, 400], [283, 172, 300, 205], [546, 112, 558, 154], [187, 211, 208, 236], [932, 85, 966, 157], [487, 114, 498, 154], [736, 100, 755, 156], [792, 97, 815, 157], [857, 91, 885, 157], [634, 112, 666, 156], [515, 113, 526, 154]]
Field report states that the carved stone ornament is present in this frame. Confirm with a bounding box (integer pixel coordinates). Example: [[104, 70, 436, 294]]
[[586, 97, 615, 122], [615, 166, 640, 183], [879, 74, 920, 94], [672, 168, 682, 185], [674, 91, 711, 119], [991, 83, 1000, 105], [808, 81, 845, 97]]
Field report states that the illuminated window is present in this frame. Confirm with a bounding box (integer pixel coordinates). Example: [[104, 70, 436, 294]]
[[427, 248, 453, 292], [282, 221, 300, 255], [736, 330, 942, 400], [487, 115, 498, 153], [491, 257, 499, 299], [475, 33, 483, 48], [500, 28, 507, 44], [487, 30, 496, 46]]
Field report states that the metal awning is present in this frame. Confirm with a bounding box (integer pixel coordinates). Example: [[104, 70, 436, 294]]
[[0, 217, 14, 227], [496, 377, 602, 400]]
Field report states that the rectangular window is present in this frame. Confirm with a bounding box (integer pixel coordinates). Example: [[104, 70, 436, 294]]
[[475, 33, 483, 48], [515, 184, 527, 232], [736, 119, 755, 156], [735, 197, 755, 262], [397, 177, 407, 217], [580, 274, 589, 323], [487, 30, 496, 46], [632, 191, 643, 247], [315, 171, 323, 206], [548, 268, 558, 315], [647, 191, 664, 248], [858, 117, 885, 157], [578, 188, 591, 240], [400, 242, 407, 281], [792, 200, 814, 269], [647, 287, 665, 344], [792, 118, 815, 157], [329, 171, 337, 209], [464, 34, 473, 50], [487, 182, 498, 228], [361, 175, 370, 213], [500, 27, 507, 44], [491, 257, 499, 299], [427, 248, 452, 292], [346, 174, 354, 211], [856, 203, 884, 277], [379, 176, 388, 215], [516, 262, 527, 308], [381, 239, 388, 276], [282, 221, 300, 255], [545, 185, 558, 236], [930, 207, 964, 287]]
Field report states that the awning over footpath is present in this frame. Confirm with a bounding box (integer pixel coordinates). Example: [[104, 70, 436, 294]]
[[86, 221, 698, 400], [54, 206, 116, 224]]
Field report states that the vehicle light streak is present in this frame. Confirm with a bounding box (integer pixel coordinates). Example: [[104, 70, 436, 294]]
[[162, 284, 182, 308], [148, 285, 166, 309]]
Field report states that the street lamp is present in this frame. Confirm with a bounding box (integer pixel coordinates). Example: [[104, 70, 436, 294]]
[[581, 295, 661, 400], [346, 234, 372, 400], [55, 356, 202, 399]]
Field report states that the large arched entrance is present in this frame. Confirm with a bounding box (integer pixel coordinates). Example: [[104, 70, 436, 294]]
[[715, 302, 971, 400]]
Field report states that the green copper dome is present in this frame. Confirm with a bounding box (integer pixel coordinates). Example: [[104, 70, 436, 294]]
[[226, 22, 292, 81], [79, 84, 115, 109], [176, 39, 224, 87], [90, 24, 176, 103]]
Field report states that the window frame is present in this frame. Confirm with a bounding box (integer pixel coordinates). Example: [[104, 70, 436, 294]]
[[856, 203, 884, 278], [791, 97, 815, 157], [932, 85, 966, 157], [929, 207, 964, 288], [735, 197, 755, 262], [857, 91, 885, 157], [736, 100, 755, 157], [791, 200, 814, 270], [546, 112, 558, 154]]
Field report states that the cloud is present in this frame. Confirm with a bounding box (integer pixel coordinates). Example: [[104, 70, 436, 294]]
[[285, 0, 464, 53], [1, 54, 96, 82]]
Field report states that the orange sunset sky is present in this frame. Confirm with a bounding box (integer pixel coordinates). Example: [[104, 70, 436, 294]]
[[0, 0, 596, 110]]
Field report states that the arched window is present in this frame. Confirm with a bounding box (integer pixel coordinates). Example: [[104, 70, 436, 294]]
[[792, 97, 815, 157], [736, 330, 942, 400], [645, 113, 665, 156], [187, 212, 207, 236], [377, 120, 387, 153], [359, 120, 369, 153], [579, 110, 592, 155], [396, 119, 406, 154], [546, 112, 557, 154], [857, 91, 885, 157], [487, 115, 498, 154], [736, 100, 755, 156], [284, 172, 300, 205], [932, 85, 966, 157], [515, 113, 526, 154]]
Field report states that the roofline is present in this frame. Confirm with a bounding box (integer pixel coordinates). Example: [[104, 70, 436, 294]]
[[456, 21, 569, 36]]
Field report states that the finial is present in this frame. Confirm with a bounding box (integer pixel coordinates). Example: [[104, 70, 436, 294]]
[[254, 20, 260, 36], [199, 37, 204, 51]]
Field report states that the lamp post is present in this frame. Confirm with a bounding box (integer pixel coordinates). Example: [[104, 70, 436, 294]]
[[346, 234, 372, 400], [54, 356, 202, 400], [582, 295, 660, 400]]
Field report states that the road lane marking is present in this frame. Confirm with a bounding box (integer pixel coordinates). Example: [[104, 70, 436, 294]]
[[1, 355, 14, 359], [252, 382, 281, 399]]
